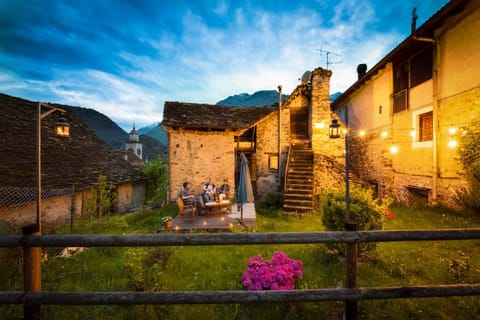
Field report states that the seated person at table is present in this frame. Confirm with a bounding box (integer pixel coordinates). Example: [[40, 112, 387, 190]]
[[218, 179, 230, 201], [181, 182, 204, 209], [203, 178, 216, 203]]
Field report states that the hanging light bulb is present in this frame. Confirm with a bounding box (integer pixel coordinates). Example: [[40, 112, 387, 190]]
[[448, 139, 458, 148], [390, 145, 399, 154], [448, 127, 457, 135], [358, 130, 366, 137], [410, 130, 416, 138], [381, 130, 388, 138]]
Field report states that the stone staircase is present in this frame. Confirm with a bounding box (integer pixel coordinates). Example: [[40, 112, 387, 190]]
[[283, 144, 314, 214]]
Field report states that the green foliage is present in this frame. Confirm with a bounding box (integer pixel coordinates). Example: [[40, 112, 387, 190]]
[[84, 175, 116, 219], [457, 125, 480, 213], [321, 187, 389, 255], [143, 157, 168, 205], [259, 192, 283, 210], [1, 205, 479, 319]]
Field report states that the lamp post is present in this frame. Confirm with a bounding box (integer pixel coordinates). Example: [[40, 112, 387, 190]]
[[36, 102, 70, 232], [24, 102, 70, 318], [329, 107, 358, 320]]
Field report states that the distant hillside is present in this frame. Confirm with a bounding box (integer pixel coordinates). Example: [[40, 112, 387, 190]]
[[138, 123, 167, 145], [217, 90, 288, 107], [330, 91, 342, 102], [66, 106, 128, 149], [67, 106, 166, 161], [140, 134, 167, 161], [217, 90, 342, 106]]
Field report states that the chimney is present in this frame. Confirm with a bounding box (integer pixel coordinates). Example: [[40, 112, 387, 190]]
[[357, 64, 367, 80]]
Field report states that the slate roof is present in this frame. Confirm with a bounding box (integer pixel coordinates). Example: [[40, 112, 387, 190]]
[[161, 101, 277, 131], [0, 93, 145, 196]]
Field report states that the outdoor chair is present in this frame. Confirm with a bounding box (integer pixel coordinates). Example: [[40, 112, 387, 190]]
[[177, 198, 197, 224]]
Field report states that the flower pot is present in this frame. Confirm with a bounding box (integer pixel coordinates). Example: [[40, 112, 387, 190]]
[[164, 220, 173, 230]]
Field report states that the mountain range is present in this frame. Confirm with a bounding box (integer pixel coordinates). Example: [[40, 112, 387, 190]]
[[58, 89, 343, 159]]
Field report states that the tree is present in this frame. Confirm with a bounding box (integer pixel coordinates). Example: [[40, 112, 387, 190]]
[[144, 157, 168, 205]]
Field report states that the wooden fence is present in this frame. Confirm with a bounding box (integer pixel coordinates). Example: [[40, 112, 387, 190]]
[[1, 229, 480, 319]]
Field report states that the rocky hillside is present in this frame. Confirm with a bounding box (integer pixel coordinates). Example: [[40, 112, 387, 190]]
[[216, 90, 288, 107]]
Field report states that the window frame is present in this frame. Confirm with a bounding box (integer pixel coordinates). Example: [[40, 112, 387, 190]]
[[268, 154, 279, 171], [411, 107, 433, 149]]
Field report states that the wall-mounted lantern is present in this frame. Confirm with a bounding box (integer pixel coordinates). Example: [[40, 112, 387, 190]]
[[329, 119, 341, 138]]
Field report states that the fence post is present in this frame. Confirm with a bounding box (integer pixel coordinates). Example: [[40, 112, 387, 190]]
[[345, 221, 358, 320], [23, 224, 41, 319]]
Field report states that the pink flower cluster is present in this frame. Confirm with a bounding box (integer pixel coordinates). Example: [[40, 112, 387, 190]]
[[241, 251, 303, 290]]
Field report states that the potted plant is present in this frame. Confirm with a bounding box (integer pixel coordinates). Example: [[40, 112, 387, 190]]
[[161, 216, 173, 230]]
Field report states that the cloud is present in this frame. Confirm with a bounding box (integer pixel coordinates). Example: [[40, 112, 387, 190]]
[[0, 0, 450, 131]]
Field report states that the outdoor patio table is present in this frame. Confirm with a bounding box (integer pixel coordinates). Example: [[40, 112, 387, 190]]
[[204, 200, 232, 214]]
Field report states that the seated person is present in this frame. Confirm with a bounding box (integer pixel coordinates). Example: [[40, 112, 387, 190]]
[[218, 179, 230, 201], [181, 182, 204, 209], [203, 178, 216, 203]]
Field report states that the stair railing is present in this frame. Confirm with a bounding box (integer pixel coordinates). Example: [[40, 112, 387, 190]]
[[283, 145, 291, 193]]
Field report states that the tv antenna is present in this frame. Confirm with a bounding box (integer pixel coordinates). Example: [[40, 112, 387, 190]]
[[317, 46, 343, 69]]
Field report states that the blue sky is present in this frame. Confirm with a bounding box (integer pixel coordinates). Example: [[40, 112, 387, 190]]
[[0, 0, 449, 131]]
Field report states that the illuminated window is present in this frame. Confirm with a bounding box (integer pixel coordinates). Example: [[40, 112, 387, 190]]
[[419, 111, 433, 142], [269, 155, 279, 170]]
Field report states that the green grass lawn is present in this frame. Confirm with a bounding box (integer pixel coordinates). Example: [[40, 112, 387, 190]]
[[1, 204, 479, 319]]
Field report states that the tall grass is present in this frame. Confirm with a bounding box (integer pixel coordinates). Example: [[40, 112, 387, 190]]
[[0, 205, 479, 319]]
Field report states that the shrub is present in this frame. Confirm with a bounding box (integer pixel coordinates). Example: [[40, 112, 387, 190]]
[[260, 192, 283, 210], [241, 251, 302, 290], [321, 187, 391, 256], [84, 175, 116, 218], [144, 157, 168, 205], [456, 125, 480, 213]]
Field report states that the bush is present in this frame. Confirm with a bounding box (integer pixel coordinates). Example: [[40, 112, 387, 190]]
[[144, 157, 168, 205], [241, 251, 302, 290], [259, 192, 283, 210], [457, 125, 480, 213], [321, 187, 391, 256]]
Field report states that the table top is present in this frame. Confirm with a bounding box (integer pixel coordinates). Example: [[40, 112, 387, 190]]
[[205, 200, 231, 207]]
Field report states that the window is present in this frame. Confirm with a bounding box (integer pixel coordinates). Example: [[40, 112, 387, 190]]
[[268, 155, 279, 170], [419, 111, 433, 142], [411, 47, 433, 87], [393, 46, 433, 114], [411, 107, 433, 148]]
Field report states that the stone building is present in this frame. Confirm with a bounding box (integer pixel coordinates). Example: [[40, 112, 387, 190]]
[[0, 93, 146, 227], [331, 0, 480, 207], [162, 68, 345, 212]]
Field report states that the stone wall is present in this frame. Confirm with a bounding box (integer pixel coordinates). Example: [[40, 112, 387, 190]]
[[310, 68, 347, 194], [167, 129, 236, 201], [254, 109, 291, 200]]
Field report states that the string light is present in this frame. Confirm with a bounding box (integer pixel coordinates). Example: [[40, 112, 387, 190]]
[[448, 127, 457, 135], [448, 140, 458, 148], [324, 119, 479, 154]]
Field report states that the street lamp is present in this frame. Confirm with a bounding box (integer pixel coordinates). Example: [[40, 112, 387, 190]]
[[36, 102, 70, 232], [24, 102, 70, 318], [329, 107, 358, 320]]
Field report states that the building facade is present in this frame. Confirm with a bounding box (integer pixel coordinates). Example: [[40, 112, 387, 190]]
[[331, 0, 480, 206]]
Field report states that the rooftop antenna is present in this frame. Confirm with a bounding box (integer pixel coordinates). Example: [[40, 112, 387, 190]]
[[411, 7, 418, 34], [317, 45, 343, 69]]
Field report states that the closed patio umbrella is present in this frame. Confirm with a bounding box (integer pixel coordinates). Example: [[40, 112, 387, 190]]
[[237, 153, 254, 203]]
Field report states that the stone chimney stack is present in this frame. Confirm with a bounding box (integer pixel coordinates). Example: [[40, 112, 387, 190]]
[[311, 67, 333, 154], [357, 63, 367, 80]]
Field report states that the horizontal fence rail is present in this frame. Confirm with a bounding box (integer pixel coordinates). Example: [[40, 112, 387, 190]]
[[1, 228, 479, 318], [1, 229, 480, 248], [1, 284, 480, 305]]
